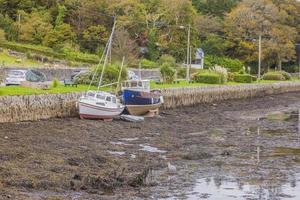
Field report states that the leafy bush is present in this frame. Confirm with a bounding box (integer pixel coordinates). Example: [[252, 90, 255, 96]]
[[233, 74, 252, 83], [205, 55, 245, 72], [74, 63, 128, 86], [141, 59, 158, 69], [158, 54, 176, 66], [262, 72, 285, 81], [210, 65, 228, 83], [280, 71, 292, 80], [228, 72, 235, 82], [160, 63, 176, 83], [52, 78, 60, 88], [177, 68, 199, 79], [0, 29, 6, 42], [193, 72, 222, 84]]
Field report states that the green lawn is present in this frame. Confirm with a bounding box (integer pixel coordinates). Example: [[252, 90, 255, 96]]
[[0, 79, 299, 96], [150, 79, 300, 89], [0, 49, 43, 68], [0, 84, 107, 96]]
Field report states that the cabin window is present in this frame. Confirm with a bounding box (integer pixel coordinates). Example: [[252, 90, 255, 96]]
[[144, 81, 150, 89], [106, 96, 112, 102], [112, 97, 116, 104], [87, 92, 95, 97], [96, 94, 105, 100], [131, 82, 137, 87], [138, 81, 143, 87]]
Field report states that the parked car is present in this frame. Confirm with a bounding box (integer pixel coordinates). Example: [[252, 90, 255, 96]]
[[5, 70, 27, 86]]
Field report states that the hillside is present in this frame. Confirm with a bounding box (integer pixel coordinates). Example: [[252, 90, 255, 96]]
[[0, 0, 299, 71]]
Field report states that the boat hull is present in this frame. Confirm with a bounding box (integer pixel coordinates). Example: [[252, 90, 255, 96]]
[[123, 89, 161, 105], [79, 102, 124, 120], [126, 103, 161, 116]]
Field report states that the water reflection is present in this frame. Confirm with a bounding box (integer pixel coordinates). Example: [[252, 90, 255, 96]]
[[161, 109, 300, 200], [179, 174, 300, 200]]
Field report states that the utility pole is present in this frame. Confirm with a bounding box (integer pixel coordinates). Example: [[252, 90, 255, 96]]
[[258, 34, 262, 80], [186, 24, 191, 82]]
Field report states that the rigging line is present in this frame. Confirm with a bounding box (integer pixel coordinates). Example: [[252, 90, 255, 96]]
[[87, 33, 110, 91], [97, 18, 117, 90]]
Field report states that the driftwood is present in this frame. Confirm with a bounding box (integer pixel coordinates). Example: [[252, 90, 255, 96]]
[[1, 82, 300, 123]]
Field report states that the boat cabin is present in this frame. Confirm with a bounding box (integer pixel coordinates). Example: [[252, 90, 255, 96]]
[[85, 91, 117, 105], [121, 80, 150, 92]]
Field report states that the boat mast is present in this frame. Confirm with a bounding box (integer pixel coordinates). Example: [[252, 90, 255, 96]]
[[116, 56, 125, 94], [97, 18, 117, 90]]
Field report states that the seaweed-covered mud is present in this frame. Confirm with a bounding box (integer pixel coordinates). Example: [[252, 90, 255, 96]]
[[1, 92, 300, 200]]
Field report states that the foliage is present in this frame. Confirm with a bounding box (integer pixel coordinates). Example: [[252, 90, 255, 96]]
[[52, 78, 60, 88], [193, 72, 222, 84], [205, 55, 245, 72], [18, 10, 53, 44], [74, 63, 128, 86], [141, 59, 158, 69], [210, 65, 228, 83], [201, 34, 231, 56], [192, 0, 239, 17], [279, 71, 292, 80], [0, 0, 298, 70], [262, 72, 286, 81], [158, 54, 176, 66], [0, 28, 5, 42], [0, 41, 99, 64], [160, 62, 176, 83], [228, 72, 235, 82], [233, 74, 252, 83]]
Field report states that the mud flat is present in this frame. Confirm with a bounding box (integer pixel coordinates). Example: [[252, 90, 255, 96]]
[[1, 92, 300, 199]]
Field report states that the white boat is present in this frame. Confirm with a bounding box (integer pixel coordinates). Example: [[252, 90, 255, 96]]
[[77, 19, 125, 120], [79, 91, 125, 120]]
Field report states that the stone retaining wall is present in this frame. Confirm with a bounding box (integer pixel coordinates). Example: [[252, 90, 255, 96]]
[[1, 82, 300, 123]]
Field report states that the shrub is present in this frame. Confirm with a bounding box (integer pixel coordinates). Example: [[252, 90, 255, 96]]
[[204, 55, 245, 72], [160, 63, 176, 83], [228, 72, 235, 82], [280, 71, 292, 80], [210, 65, 228, 83], [158, 54, 176, 66], [262, 72, 285, 81], [52, 78, 60, 88], [74, 63, 128, 86], [0, 29, 6, 42], [141, 59, 158, 69], [193, 72, 222, 84], [233, 74, 252, 83]]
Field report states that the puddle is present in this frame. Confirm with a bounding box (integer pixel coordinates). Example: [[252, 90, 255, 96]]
[[163, 175, 300, 200], [110, 141, 132, 146], [107, 151, 126, 156], [120, 137, 139, 141], [139, 145, 167, 153]]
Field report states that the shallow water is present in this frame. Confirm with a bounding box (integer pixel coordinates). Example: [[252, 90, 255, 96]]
[[153, 109, 300, 200]]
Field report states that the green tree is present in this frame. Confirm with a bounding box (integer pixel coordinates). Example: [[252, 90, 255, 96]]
[[19, 10, 53, 44], [82, 25, 109, 53], [44, 23, 75, 48], [201, 34, 231, 56], [192, 0, 240, 17]]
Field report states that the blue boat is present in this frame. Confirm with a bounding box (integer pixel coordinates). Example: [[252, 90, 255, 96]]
[[121, 80, 163, 116]]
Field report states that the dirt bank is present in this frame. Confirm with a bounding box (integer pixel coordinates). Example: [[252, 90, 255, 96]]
[[1, 92, 300, 199]]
